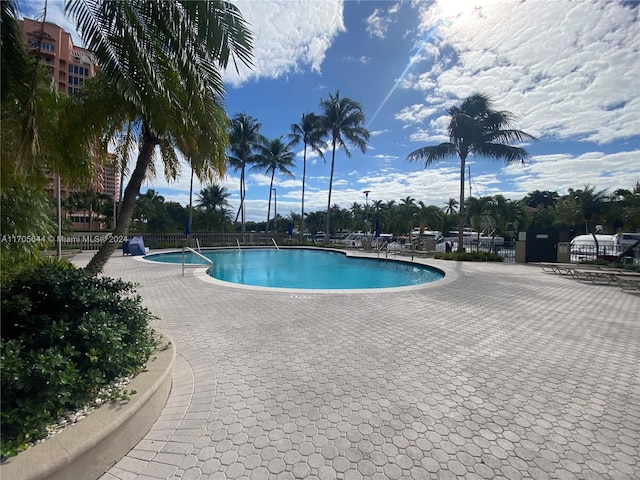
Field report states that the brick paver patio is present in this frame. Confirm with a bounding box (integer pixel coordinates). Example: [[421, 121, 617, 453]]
[[79, 250, 639, 480]]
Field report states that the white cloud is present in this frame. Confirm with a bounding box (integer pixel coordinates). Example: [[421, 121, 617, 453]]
[[503, 150, 640, 198], [365, 8, 388, 39], [223, 0, 345, 86], [343, 55, 371, 64], [365, 2, 403, 39], [400, 0, 640, 145], [370, 129, 389, 136], [394, 104, 438, 124]]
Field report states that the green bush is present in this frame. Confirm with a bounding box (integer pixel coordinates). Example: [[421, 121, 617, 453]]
[[433, 251, 505, 262], [1, 260, 157, 460]]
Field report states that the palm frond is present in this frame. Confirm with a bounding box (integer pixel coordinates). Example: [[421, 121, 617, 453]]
[[406, 143, 457, 166], [472, 143, 531, 164]]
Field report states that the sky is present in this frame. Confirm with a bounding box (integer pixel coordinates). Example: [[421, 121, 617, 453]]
[[21, 0, 640, 224]]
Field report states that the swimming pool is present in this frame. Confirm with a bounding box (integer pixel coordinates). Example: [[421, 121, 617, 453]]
[[144, 248, 444, 290]]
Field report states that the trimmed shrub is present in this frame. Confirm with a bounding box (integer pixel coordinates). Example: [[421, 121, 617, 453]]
[[1, 260, 157, 460], [433, 251, 505, 262]]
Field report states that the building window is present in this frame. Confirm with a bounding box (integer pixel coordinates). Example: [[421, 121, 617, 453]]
[[28, 40, 55, 52]]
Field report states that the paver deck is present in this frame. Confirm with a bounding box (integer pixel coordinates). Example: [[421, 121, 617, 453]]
[[72, 250, 639, 480]]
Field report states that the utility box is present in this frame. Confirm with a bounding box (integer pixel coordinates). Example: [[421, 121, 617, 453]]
[[516, 241, 526, 263], [422, 238, 436, 251], [557, 242, 570, 263]]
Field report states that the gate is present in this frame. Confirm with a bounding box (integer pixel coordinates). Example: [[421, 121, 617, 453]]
[[526, 230, 558, 263]]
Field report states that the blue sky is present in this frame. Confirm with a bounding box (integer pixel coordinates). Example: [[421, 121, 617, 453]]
[[23, 1, 640, 223]]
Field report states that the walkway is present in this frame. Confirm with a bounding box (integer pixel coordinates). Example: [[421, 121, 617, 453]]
[[72, 251, 640, 480]]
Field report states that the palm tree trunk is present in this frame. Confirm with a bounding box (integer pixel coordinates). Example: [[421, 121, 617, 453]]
[[240, 166, 246, 241], [266, 170, 275, 232], [457, 154, 467, 253], [188, 167, 194, 244], [85, 130, 158, 275], [300, 144, 307, 241], [324, 140, 337, 243]]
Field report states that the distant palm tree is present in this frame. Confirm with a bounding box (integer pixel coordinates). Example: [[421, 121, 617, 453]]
[[319, 91, 370, 241], [304, 211, 325, 237], [466, 196, 494, 247], [228, 113, 265, 238], [491, 194, 524, 235], [252, 137, 296, 232], [197, 184, 231, 231], [407, 93, 536, 252], [570, 184, 608, 234], [288, 112, 326, 238], [419, 202, 444, 232], [443, 198, 459, 215], [399, 196, 418, 233], [133, 189, 165, 231]]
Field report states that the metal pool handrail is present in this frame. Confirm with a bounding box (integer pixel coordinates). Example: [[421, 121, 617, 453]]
[[182, 246, 213, 277], [271, 238, 280, 250]]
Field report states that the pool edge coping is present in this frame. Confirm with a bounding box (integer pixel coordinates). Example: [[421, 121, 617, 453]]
[[138, 247, 458, 294]]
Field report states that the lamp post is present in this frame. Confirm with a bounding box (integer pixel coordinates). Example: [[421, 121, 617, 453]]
[[272, 188, 277, 233], [363, 190, 370, 236]]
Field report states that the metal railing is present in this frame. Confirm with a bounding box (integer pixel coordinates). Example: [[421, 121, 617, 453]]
[[376, 242, 389, 259], [181, 246, 213, 277], [271, 238, 280, 250]]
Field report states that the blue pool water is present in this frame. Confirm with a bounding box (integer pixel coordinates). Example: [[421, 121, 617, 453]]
[[145, 248, 444, 290]]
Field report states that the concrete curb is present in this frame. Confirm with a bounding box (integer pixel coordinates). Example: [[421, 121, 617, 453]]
[[1, 333, 175, 480]]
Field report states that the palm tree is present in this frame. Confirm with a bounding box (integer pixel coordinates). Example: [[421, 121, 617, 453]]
[[197, 184, 231, 232], [570, 184, 608, 235], [63, 0, 253, 274], [251, 137, 296, 232], [318, 91, 370, 241], [466, 196, 494, 248], [288, 113, 326, 238], [419, 202, 444, 232], [407, 93, 536, 252], [399, 196, 418, 234], [304, 211, 325, 237], [228, 113, 264, 239], [443, 198, 459, 215]]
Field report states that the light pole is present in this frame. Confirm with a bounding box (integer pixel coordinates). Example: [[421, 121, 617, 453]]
[[363, 190, 370, 236], [272, 188, 277, 233]]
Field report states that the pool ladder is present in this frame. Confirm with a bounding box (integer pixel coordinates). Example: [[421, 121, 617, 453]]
[[182, 246, 213, 277]]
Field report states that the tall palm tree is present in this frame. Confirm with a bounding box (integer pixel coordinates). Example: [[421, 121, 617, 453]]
[[288, 113, 326, 238], [318, 91, 370, 241], [443, 197, 459, 215], [407, 93, 536, 252], [251, 137, 296, 232], [228, 113, 264, 239], [63, 0, 253, 274]]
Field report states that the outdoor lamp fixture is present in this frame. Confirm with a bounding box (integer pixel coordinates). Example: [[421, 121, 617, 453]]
[[272, 188, 277, 233]]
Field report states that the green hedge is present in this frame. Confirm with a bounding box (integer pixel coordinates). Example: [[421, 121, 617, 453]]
[[1, 260, 157, 460], [433, 251, 505, 262]]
